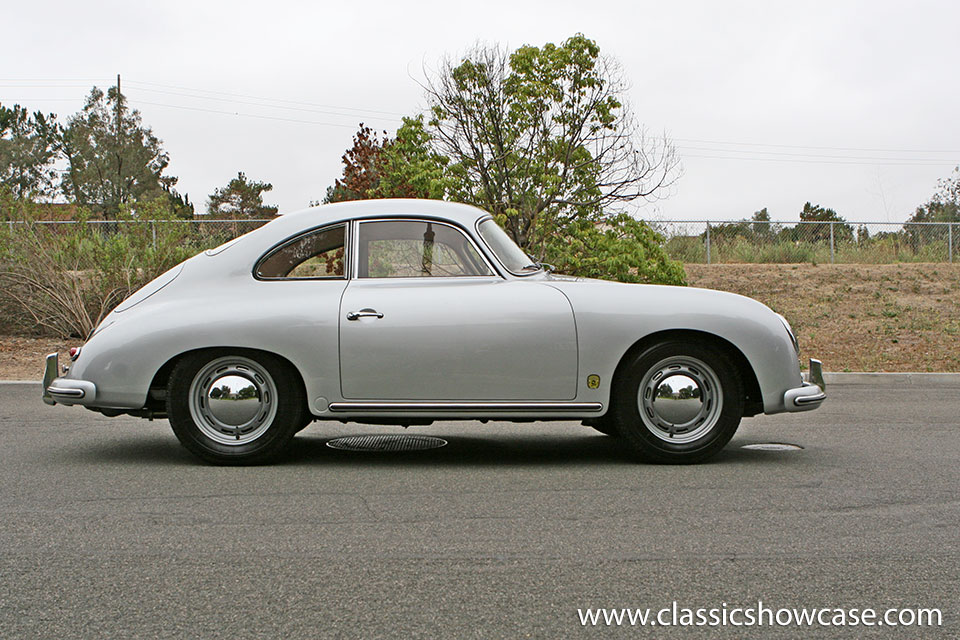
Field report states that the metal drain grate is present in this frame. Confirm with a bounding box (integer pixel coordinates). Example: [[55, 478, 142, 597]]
[[326, 434, 448, 452], [741, 443, 804, 451]]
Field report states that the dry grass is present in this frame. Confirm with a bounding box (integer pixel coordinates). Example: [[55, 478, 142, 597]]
[[3, 263, 958, 379], [686, 263, 960, 372]]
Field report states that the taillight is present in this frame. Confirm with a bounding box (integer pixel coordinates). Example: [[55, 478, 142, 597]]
[[69, 347, 81, 361]]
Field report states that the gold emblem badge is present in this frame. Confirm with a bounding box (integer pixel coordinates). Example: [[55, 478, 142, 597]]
[[586, 374, 600, 389]]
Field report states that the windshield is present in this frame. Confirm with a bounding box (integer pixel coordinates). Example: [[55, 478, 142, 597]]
[[477, 218, 538, 274]]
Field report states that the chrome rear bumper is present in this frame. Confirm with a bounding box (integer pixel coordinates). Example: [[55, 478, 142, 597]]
[[42, 353, 97, 406], [783, 358, 826, 412]]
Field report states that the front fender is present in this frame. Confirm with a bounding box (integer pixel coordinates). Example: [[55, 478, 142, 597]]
[[545, 279, 801, 414]]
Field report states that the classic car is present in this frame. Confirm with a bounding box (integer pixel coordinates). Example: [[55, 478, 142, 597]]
[[42, 199, 825, 464]]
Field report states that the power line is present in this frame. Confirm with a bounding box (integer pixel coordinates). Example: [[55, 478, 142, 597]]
[[679, 145, 958, 163], [123, 79, 407, 118], [1, 77, 408, 121], [683, 153, 954, 167], [122, 86, 400, 124], [0, 84, 101, 88], [674, 137, 960, 155], [0, 78, 113, 82], [3, 78, 959, 158], [130, 99, 362, 129]]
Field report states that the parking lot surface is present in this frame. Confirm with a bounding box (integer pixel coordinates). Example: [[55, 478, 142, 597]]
[[0, 381, 957, 638]]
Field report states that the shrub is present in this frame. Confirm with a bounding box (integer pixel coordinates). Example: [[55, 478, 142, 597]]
[[543, 214, 687, 285], [0, 192, 199, 338]]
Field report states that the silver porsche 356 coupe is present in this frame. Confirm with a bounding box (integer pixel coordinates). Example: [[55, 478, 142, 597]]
[[43, 199, 825, 464]]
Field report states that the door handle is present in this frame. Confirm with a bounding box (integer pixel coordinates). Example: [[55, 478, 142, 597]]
[[346, 309, 384, 321]]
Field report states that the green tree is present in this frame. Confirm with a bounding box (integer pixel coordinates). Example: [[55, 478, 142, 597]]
[[798, 202, 852, 243], [322, 35, 685, 285], [904, 166, 959, 251], [910, 166, 960, 224], [0, 104, 59, 200], [207, 172, 278, 218], [323, 124, 385, 203], [323, 118, 447, 204], [423, 34, 679, 256], [58, 86, 188, 219], [751, 207, 777, 237], [377, 116, 448, 199]]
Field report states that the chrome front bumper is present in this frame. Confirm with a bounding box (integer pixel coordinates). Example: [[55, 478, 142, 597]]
[[783, 358, 826, 412], [42, 353, 96, 406]]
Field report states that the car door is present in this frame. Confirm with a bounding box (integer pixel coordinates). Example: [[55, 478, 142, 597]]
[[338, 219, 578, 401]]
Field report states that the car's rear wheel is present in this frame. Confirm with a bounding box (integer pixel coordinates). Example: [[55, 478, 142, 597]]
[[612, 340, 743, 464], [167, 350, 307, 464]]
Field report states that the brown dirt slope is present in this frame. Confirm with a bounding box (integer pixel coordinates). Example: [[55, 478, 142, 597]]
[[2, 263, 958, 379], [686, 263, 960, 372], [0, 337, 71, 381]]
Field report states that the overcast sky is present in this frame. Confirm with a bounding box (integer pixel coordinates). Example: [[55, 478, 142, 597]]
[[4, 0, 959, 222]]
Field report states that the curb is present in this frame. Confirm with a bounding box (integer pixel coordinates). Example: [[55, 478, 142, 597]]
[[822, 372, 960, 385]]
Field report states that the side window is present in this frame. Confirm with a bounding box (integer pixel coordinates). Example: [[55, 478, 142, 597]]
[[357, 220, 493, 278], [256, 225, 346, 279]]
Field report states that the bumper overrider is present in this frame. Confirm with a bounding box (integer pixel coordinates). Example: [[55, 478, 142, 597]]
[[42, 353, 96, 406], [783, 358, 826, 412]]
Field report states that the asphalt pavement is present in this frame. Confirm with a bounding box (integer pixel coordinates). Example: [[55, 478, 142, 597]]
[[0, 381, 957, 638]]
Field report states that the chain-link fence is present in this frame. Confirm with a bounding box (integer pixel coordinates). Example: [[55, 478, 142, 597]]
[[2, 217, 957, 264], [1, 218, 273, 252], [651, 220, 957, 264]]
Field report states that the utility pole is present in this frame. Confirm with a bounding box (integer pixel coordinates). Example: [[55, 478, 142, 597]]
[[115, 74, 121, 136], [115, 74, 122, 216]]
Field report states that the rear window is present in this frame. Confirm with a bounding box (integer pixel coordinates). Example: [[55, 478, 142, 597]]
[[256, 225, 346, 279]]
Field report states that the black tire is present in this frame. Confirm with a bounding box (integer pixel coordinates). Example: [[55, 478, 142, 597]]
[[167, 349, 308, 465], [295, 414, 315, 434], [583, 417, 620, 437], [611, 340, 743, 464]]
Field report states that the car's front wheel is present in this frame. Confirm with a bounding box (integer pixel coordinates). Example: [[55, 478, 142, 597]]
[[612, 341, 743, 464], [167, 350, 307, 465]]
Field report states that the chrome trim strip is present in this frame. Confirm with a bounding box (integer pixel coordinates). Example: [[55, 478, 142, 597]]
[[794, 392, 826, 406], [328, 401, 603, 413], [253, 221, 349, 281], [352, 217, 498, 279], [475, 216, 540, 277], [47, 386, 85, 398]]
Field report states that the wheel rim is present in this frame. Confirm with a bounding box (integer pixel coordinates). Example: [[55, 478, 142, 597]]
[[188, 356, 278, 446], [637, 356, 723, 444]]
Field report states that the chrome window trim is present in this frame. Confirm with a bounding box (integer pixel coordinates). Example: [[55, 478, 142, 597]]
[[253, 222, 350, 281], [475, 216, 542, 277], [350, 276, 503, 284], [351, 217, 499, 280]]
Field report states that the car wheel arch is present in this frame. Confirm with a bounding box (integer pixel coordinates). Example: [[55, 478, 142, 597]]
[[609, 329, 763, 418], [148, 347, 308, 413]]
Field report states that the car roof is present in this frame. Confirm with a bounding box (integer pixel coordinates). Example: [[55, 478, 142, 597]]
[[197, 199, 500, 276], [265, 199, 492, 238]]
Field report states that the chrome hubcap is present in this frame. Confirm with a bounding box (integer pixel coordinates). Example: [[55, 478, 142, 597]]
[[638, 356, 723, 444], [188, 357, 277, 446]]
